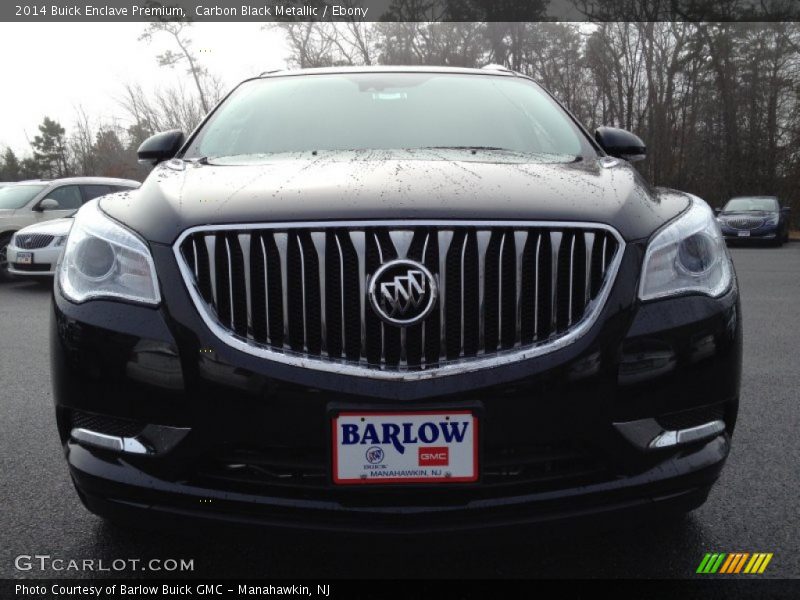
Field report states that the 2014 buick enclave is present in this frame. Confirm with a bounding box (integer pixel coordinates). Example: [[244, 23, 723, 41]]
[[51, 66, 741, 533]]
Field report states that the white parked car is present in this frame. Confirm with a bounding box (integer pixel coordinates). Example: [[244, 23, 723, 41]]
[[6, 217, 73, 277], [0, 177, 140, 280]]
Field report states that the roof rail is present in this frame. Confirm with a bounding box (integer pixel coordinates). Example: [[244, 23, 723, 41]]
[[481, 63, 513, 73], [259, 68, 286, 77]]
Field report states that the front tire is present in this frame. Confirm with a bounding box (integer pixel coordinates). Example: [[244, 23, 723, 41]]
[[0, 233, 14, 282]]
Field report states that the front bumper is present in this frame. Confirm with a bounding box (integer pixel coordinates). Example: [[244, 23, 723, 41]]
[[7, 243, 61, 276], [719, 222, 780, 242], [51, 241, 742, 531]]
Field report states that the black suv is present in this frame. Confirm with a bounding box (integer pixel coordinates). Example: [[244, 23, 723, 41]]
[[51, 67, 741, 533]]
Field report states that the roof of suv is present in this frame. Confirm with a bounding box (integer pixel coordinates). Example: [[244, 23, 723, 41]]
[[258, 65, 520, 79], [12, 177, 140, 187]]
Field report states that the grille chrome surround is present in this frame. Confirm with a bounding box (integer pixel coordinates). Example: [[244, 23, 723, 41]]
[[724, 216, 764, 230], [174, 221, 624, 380], [15, 233, 55, 249]]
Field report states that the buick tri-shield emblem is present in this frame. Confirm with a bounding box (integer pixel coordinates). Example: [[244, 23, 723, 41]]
[[368, 259, 438, 326]]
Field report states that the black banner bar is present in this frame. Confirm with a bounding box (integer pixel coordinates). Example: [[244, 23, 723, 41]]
[[2, 0, 800, 23], [2, 579, 800, 600]]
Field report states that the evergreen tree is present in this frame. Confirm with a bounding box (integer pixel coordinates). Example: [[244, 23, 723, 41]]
[[31, 117, 70, 178]]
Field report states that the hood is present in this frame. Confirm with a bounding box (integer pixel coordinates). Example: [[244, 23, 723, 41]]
[[17, 217, 73, 236], [100, 151, 691, 244]]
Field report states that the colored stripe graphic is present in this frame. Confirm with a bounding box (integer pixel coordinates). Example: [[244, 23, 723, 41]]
[[734, 553, 750, 573], [697, 552, 772, 574], [697, 554, 713, 573], [698, 553, 727, 573], [719, 554, 736, 574]]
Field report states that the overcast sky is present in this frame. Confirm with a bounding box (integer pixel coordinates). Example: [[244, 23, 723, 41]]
[[0, 23, 289, 155]]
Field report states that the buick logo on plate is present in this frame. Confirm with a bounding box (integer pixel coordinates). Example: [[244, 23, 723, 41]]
[[368, 259, 438, 326], [365, 446, 384, 464]]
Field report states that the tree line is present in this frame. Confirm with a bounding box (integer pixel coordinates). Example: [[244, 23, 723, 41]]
[[277, 20, 800, 216], [2, 18, 799, 223]]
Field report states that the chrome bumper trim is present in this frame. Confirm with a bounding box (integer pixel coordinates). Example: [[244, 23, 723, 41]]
[[613, 419, 725, 451], [70, 424, 190, 456]]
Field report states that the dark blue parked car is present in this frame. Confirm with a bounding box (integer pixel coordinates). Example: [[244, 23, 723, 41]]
[[716, 196, 790, 246]]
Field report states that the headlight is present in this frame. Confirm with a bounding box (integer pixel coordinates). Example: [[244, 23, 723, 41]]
[[639, 197, 732, 301], [53, 235, 66, 247], [765, 214, 779, 225], [59, 201, 160, 305]]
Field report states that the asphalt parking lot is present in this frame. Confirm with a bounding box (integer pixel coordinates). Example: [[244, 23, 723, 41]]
[[1, 244, 798, 580]]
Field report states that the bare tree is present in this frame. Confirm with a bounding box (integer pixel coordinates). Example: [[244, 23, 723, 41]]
[[139, 21, 224, 113]]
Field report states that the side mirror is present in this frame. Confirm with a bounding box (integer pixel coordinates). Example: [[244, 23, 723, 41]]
[[38, 198, 60, 211], [137, 130, 185, 165], [781, 206, 791, 214], [595, 126, 647, 162], [714, 207, 722, 215]]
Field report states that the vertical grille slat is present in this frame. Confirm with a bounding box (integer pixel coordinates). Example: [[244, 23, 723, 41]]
[[179, 223, 621, 373], [214, 235, 232, 328], [300, 233, 322, 355], [584, 232, 595, 307], [549, 231, 563, 334], [445, 230, 466, 360], [365, 231, 383, 365], [514, 231, 528, 347], [204, 235, 218, 308], [250, 235, 268, 343], [271, 233, 289, 348], [462, 232, 479, 357], [349, 232, 367, 359], [286, 232, 304, 351], [437, 230, 454, 358], [475, 231, 492, 354], [227, 234, 248, 337], [238, 234, 252, 336], [500, 231, 517, 350], [310, 232, 327, 355], [325, 232, 343, 357]]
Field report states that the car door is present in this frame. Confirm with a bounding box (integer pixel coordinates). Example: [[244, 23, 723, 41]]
[[36, 185, 83, 222]]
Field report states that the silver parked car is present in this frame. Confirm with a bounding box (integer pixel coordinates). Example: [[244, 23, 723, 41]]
[[6, 217, 73, 277], [0, 177, 140, 280]]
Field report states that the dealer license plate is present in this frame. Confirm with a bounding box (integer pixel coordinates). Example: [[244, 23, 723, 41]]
[[332, 411, 478, 485], [738, 231, 750, 237], [17, 252, 33, 264]]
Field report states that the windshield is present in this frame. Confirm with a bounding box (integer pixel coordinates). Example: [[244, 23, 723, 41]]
[[723, 197, 779, 212], [0, 185, 46, 210], [185, 73, 590, 160]]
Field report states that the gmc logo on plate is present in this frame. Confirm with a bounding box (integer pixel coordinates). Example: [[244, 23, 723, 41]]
[[419, 447, 449, 466]]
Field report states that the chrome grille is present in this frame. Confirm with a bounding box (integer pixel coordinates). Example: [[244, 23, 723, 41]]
[[175, 222, 622, 378], [724, 216, 764, 230], [15, 233, 54, 249]]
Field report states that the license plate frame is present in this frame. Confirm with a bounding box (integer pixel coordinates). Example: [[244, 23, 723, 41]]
[[16, 252, 33, 265], [331, 410, 479, 485], [737, 231, 750, 237]]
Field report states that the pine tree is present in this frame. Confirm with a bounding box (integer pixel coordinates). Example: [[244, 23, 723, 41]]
[[0, 148, 22, 181], [31, 117, 70, 178]]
